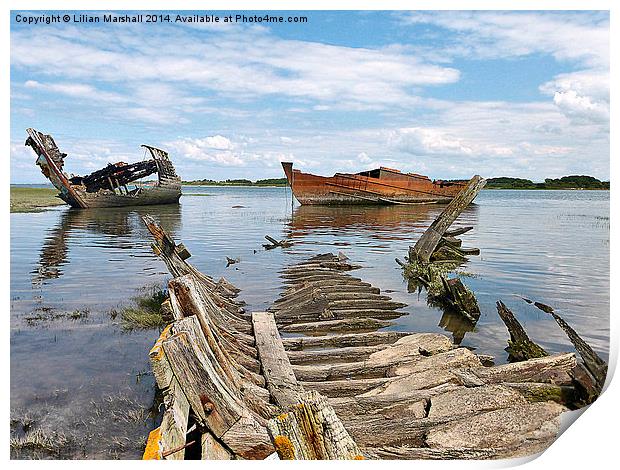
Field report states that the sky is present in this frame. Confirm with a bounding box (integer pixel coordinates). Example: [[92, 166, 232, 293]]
[[10, 10, 610, 183]]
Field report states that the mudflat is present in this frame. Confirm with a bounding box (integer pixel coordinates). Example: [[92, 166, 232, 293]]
[[10, 187, 66, 213]]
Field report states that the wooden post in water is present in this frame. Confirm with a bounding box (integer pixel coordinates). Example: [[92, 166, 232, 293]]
[[409, 175, 486, 263]]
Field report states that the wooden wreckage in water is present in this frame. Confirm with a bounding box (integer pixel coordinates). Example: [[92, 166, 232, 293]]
[[139, 183, 606, 460], [25, 128, 181, 208]]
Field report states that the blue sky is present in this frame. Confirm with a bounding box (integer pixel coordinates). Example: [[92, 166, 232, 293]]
[[10, 10, 609, 183]]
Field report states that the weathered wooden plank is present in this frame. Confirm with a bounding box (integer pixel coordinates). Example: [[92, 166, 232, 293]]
[[252, 312, 302, 407], [300, 377, 394, 397], [409, 175, 486, 263], [282, 331, 411, 351], [149, 324, 174, 390], [169, 275, 261, 375], [293, 360, 393, 382], [171, 315, 272, 414], [163, 329, 274, 459], [163, 330, 244, 437], [329, 383, 461, 420], [549, 311, 607, 390], [286, 345, 387, 365], [502, 382, 576, 405], [280, 318, 393, 333], [363, 446, 498, 460], [267, 391, 362, 460], [201, 432, 232, 460], [159, 378, 190, 460], [461, 353, 577, 385], [425, 402, 565, 451]]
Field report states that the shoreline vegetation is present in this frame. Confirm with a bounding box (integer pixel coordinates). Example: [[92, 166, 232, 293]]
[[485, 175, 609, 190], [9, 174, 610, 214]]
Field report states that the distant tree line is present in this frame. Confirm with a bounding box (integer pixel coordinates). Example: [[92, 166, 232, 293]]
[[183, 177, 288, 186], [486, 175, 609, 190]]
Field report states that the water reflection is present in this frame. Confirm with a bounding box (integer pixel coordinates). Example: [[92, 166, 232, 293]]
[[287, 203, 483, 345], [32, 204, 182, 286], [286, 203, 440, 237]]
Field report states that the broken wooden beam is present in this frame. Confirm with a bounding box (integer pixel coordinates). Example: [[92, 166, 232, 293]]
[[409, 175, 486, 263], [444, 226, 474, 237], [266, 391, 362, 460], [521, 297, 608, 401], [496, 300, 548, 362], [252, 312, 303, 407], [436, 277, 480, 323]]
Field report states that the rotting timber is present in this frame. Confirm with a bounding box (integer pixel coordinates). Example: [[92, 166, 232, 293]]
[[25, 128, 181, 208], [139, 216, 594, 460]]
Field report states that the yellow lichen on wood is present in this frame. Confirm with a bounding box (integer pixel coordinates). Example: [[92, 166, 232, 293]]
[[149, 324, 173, 360], [276, 412, 289, 422], [353, 455, 365, 460], [273, 435, 296, 460], [142, 427, 162, 460]]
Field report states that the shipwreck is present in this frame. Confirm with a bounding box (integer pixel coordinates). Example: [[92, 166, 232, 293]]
[[25, 128, 181, 209], [281, 162, 468, 205]]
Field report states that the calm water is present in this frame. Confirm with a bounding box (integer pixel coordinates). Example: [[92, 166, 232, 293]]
[[10, 186, 609, 458]]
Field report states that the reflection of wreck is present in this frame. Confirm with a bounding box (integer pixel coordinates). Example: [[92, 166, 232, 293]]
[[25, 128, 182, 208], [32, 204, 182, 286], [282, 162, 468, 206]]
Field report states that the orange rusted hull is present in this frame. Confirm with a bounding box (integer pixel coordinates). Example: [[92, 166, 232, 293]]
[[281, 162, 468, 205]]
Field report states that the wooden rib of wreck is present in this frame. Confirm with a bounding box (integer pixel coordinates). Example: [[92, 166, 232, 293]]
[[399, 176, 486, 332], [140, 217, 587, 460], [281, 161, 469, 205], [25, 128, 181, 208]]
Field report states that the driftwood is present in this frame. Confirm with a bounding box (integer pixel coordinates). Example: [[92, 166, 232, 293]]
[[226, 256, 239, 267], [263, 235, 293, 250], [496, 301, 548, 361]]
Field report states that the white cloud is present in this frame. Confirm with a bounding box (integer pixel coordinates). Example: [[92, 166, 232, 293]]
[[403, 11, 608, 68], [11, 23, 460, 113], [540, 70, 609, 124], [389, 127, 474, 156]]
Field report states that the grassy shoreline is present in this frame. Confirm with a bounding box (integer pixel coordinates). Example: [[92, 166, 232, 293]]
[[10, 187, 66, 213]]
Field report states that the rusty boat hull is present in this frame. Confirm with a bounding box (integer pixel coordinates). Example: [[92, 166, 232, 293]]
[[25, 128, 181, 209], [281, 162, 468, 205]]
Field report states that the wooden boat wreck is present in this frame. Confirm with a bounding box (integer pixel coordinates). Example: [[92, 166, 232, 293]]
[[25, 128, 181, 209], [136, 179, 605, 460], [138, 216, 603, 460], [281, 162, 468, 205]]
